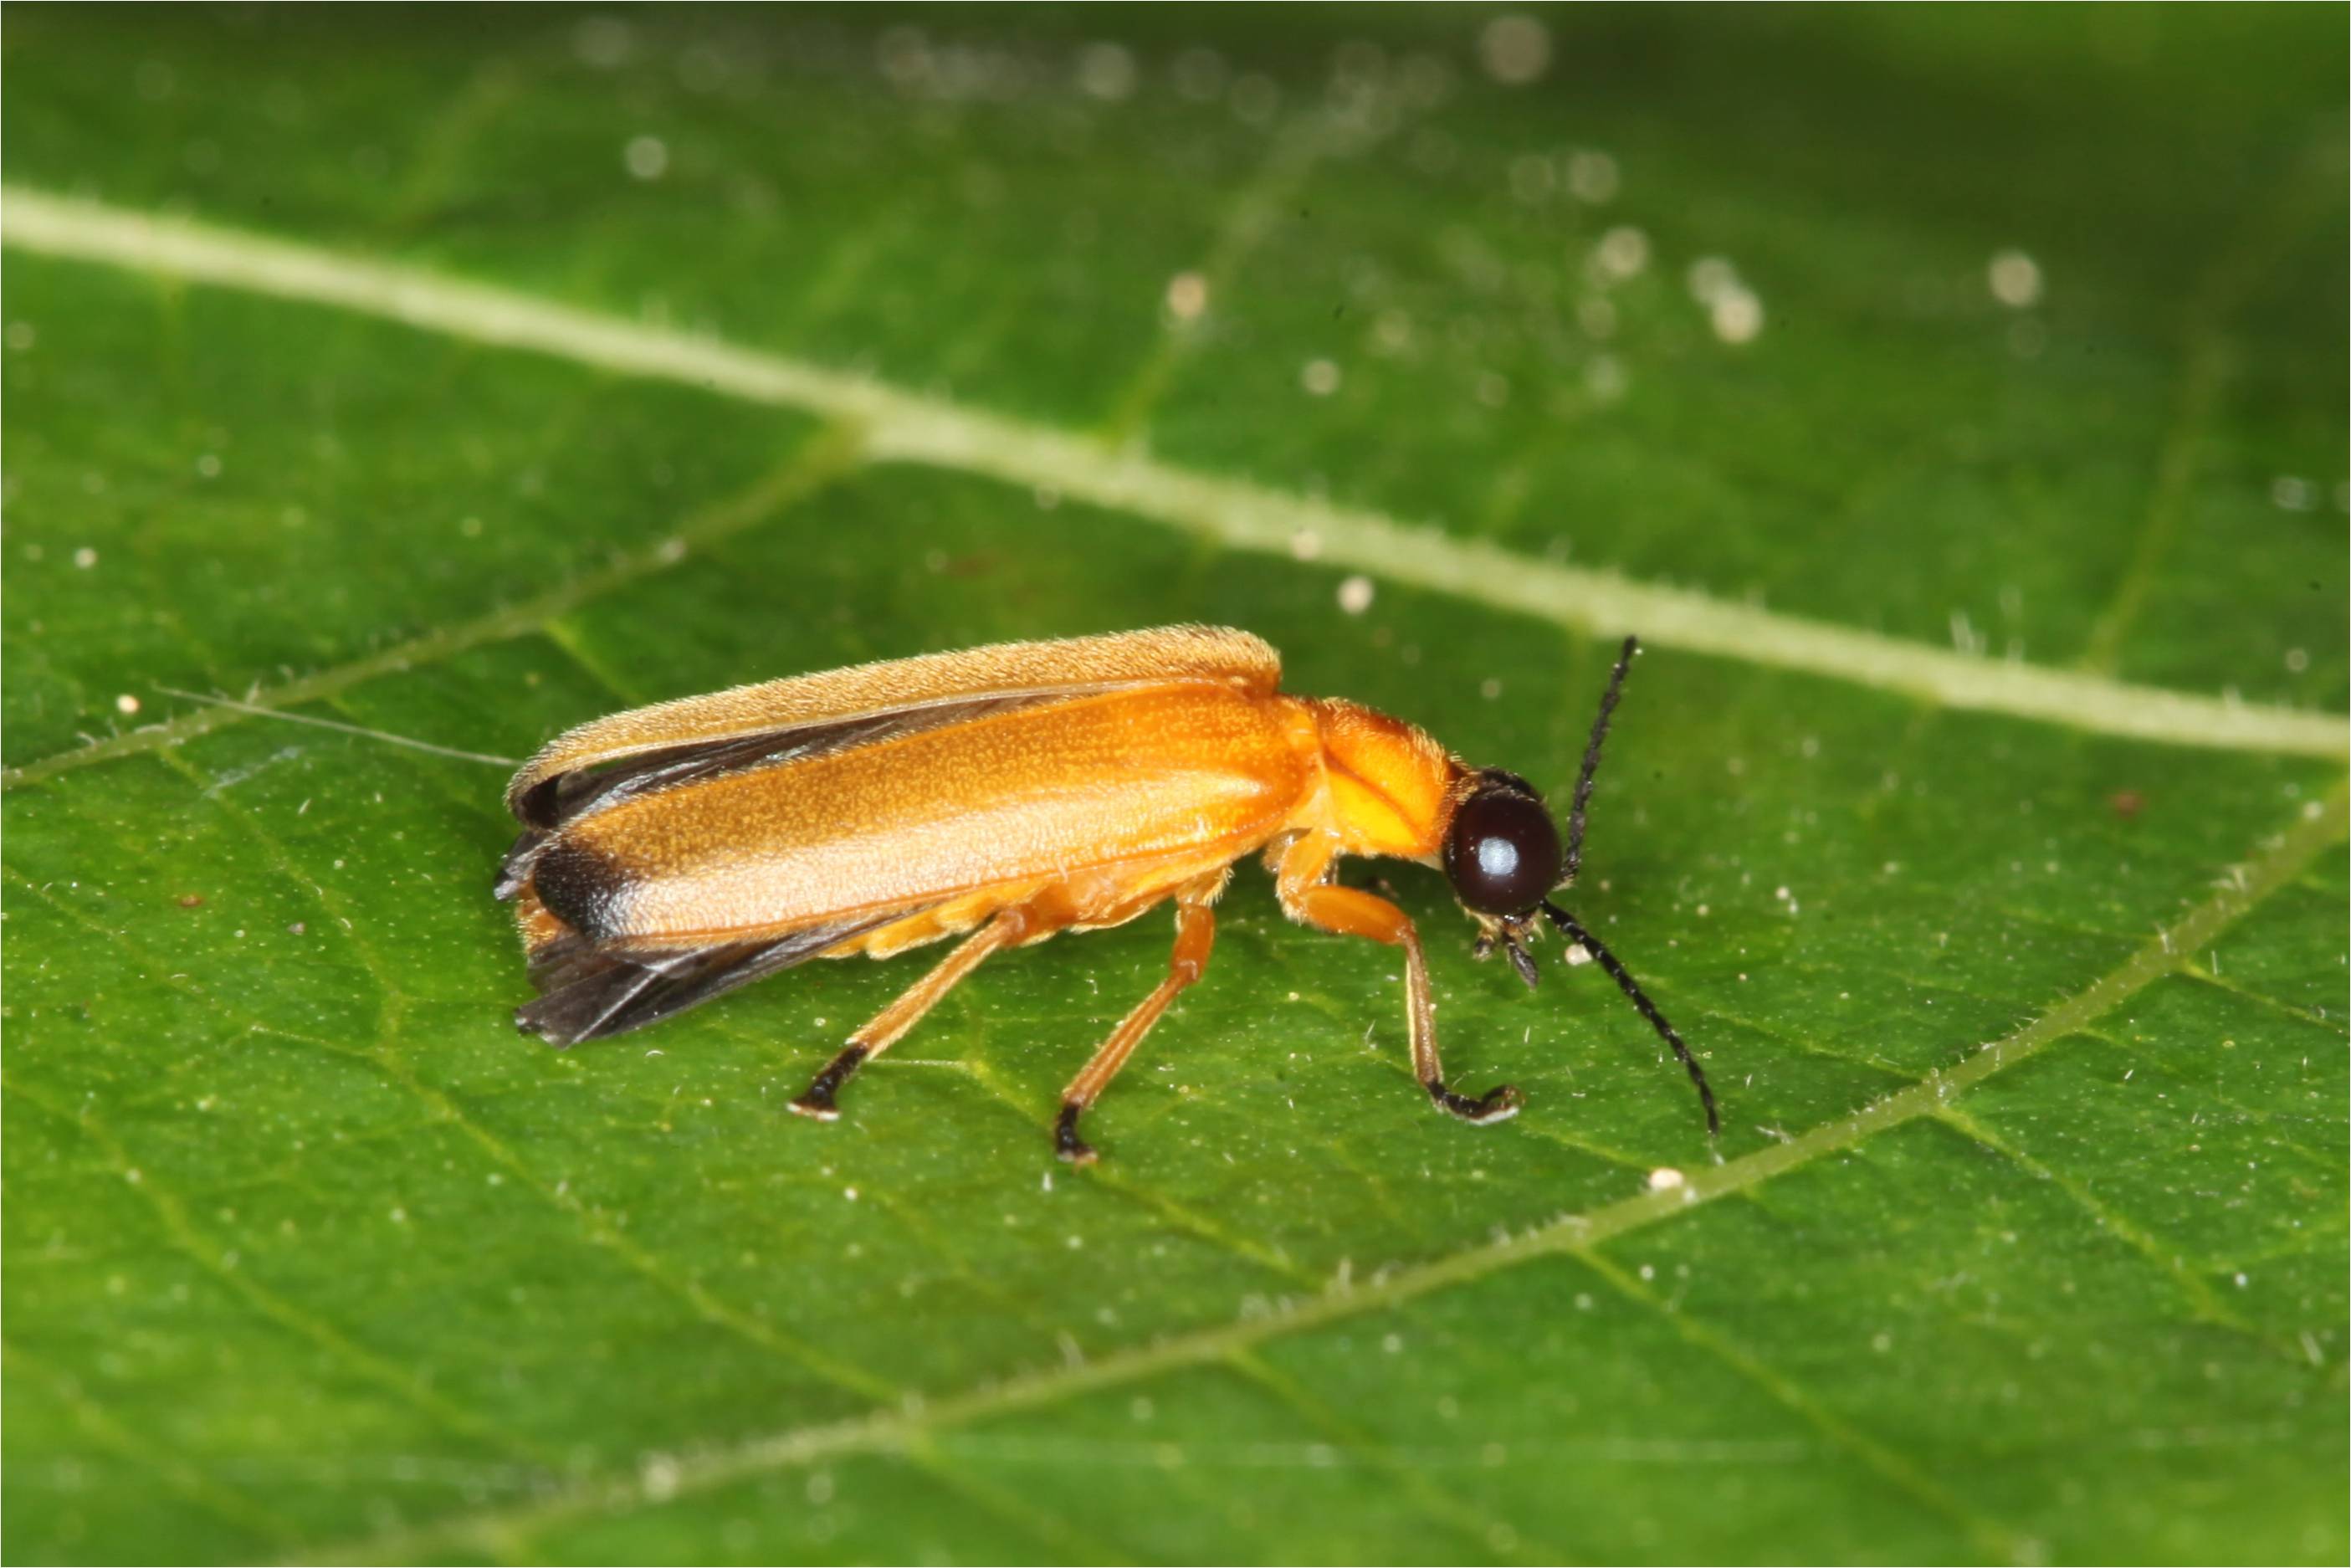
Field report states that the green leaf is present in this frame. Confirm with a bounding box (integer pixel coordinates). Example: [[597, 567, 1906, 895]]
[[5, 8, 2344, 1563]]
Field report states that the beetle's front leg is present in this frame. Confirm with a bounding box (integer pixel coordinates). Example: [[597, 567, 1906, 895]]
[[1274, 840, 1519, 1125]]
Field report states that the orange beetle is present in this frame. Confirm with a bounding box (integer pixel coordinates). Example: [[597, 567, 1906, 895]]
[[496, 627, 1713, 1162]]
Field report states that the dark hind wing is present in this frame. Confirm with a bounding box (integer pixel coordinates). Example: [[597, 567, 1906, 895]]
[[516, 912, 904, 1045]]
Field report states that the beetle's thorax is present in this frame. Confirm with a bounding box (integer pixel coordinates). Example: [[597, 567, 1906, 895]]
[[1286, 696, 1467, 861]]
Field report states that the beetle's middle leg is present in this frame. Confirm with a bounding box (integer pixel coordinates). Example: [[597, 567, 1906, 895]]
[[789, 907, 1038, 1120], [1273, 837, 1520, 1125], [1054, 874, 1224, 1166]]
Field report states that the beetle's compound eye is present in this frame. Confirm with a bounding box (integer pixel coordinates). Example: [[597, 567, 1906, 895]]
[[1442, 775, 1562, 916]]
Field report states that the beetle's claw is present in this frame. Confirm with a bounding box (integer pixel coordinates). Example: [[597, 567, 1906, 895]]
[[1430, 1081, 1523, 1125], [1055, 1103, 1100, 1165], [788, 1043, 866, 1121]]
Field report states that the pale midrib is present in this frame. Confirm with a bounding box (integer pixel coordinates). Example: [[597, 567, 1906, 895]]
[[310, 785, 2348, 1563], [5, 185, 2343, 776]]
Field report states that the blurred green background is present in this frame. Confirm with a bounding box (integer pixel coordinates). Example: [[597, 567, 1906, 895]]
[[4, 6, 2344, 1563]]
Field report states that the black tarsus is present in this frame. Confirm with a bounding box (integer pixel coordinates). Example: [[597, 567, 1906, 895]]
[[1055, 1102, 1098, 1165], [1503, 931, 1541, 990], [1425, 1078, 1523, 1122], [790, 1043, 869, 1119], [1540, 900, 1718, 1136], [1563, 635, 1638, 889]]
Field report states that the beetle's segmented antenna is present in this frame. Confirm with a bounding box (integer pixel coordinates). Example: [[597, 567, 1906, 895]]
[[1539, 899, 1718, 1136], [1562, 636, 1638, 888]]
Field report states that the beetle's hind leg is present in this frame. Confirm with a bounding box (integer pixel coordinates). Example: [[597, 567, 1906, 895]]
[[1055, 878, 1222, 1166], [789, 908, 1035, 1120]]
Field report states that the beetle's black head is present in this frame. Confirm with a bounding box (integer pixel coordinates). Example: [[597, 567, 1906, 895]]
[[1442, 769, 1562, 919]]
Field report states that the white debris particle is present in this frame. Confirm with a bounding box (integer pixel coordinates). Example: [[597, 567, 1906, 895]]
[[1988, 249, 2042, 308], [389, 1207, 407, 1223], [1872, 1331, 1893, 1353], [1593, 224, 1650, 279], [1711, 289, 1764, 345], [1647, 1166, 1684, 1192], [195, 453, 221, 478], [1336, 574, 1375, 615], [125, 1168, 142, 1186], [1774, 885, 1790, 901], [73, 546, 98, 570], [1301, 357, 1342, 396], [1565, 149, 1619, 203], [1564, 942, 1593, 966], [1289, 527, 1324, 561], [623, 135, 668, 181], [2235, 1272, 2249, 1289], [843, 1186, 858, 1202], [115, 694, 141, 715], [1075, 42, 1136, 100], [1165, 270, 1208, 321], [1383, 1332, 1405, 1353], [1479, 678, 1503, 700], [641, 1453, 680, 1500], [573, 16, 634, 68], [1478, 14, 1551, 84], [1637, 1263, 1655, 1281], [2270, 475, 2315, 511]]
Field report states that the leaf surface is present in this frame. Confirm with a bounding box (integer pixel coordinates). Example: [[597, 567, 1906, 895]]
[[4, 8, 2345, 1563]]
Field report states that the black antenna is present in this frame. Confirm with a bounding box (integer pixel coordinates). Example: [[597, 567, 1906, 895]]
[[1563, 636, 1638, 888], [1540, 900, 1718, 1136]]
